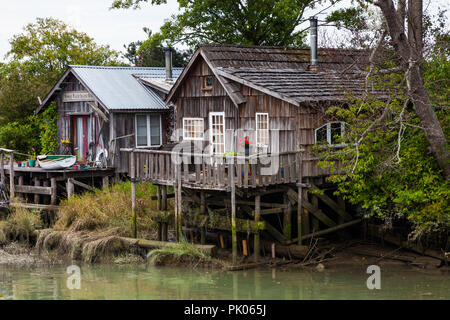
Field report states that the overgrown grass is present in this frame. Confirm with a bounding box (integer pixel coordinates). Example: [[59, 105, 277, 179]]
[[0, 208, 42, 245], [147, 239, 210, 266], [55, 182, 173, 239]]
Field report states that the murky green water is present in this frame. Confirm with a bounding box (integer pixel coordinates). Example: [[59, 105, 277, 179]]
[[0, 264, 448, 300]]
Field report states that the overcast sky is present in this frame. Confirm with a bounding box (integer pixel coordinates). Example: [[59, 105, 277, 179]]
[[0, 0, 448, 62]]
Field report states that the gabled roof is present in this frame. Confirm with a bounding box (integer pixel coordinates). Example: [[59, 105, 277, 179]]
[[166, 44, 376, 107], [36, 65, 183, 114]]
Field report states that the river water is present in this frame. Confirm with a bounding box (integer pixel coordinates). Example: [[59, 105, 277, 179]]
[[0, 263, 448, 300]]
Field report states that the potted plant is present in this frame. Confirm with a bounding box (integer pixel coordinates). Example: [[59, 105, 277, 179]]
[[28, 147, 37, 167]]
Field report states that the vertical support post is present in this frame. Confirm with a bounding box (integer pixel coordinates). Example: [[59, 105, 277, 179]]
[[0, 151, 5, 187], [102, 176, 109, 189], [18, 175, 24, 201], [156, 185, 162, 211], [230, 159, 237, 265], [283, 193, 292, 239], [311, 195, 320, 232], [297, 183, 303, 245], [176, 163, 182, 242], [9, 152, 15, 200], [161, 185, 167, 211], [254, 194, 261, 263], [50, 177, 57, 205], [67, 178, 74, 199], [302, 189, 310, 237], [130, 151, 137, 238], [200, 191, 206, 245], [34, 177, 40, 204], [174, 164, 179, 242], [157, 223, 162, 241], [162, 222, 168, 242]]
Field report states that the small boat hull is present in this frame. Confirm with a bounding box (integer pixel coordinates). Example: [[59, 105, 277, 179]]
[[37, 155, 77, 170]]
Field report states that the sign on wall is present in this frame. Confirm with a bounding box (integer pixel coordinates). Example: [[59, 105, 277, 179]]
[[63, 91, 94, 102]]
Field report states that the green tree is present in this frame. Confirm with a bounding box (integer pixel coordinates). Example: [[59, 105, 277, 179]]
[[112, 0, 342, 47], [123, 28, 192, 67], [0, 18, 121, 154]]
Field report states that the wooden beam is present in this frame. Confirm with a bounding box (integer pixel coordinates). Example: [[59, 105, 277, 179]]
[[230, 161, 237, 265], [10, 202, 59, 211], [15, 185, 52, 195], [0, 151, 5, 186], [69, 178, 94, 191], [310, 184, 353, 221], [130, 151, 137, 238], [251, 207, 284, 215], [50, 177, 57, 205], [263, 220, 289, 244], [287, 219, 362, 245]]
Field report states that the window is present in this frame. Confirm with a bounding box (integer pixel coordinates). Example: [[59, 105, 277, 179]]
[[209, 112, 225, 154], [183, 118, 204, 140], [135, 114, 161, 147], [315, 121, 346, 146], [203, 76, 213, 90], [61, 117, 70, 141], [256, 113, 269, 147]]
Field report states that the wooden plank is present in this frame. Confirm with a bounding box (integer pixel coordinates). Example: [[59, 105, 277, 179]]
[[301, 199, 336, 227], [50, 178, 57, 205], [231, 161, 237, 265], [10, 202, 59, 211], [0, 151, 4, 186], [34, 177, 40, 204], [15, 185, 53, 195]]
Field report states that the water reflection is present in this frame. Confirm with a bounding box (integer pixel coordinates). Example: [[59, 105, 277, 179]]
[[0, 264, 448, 300]]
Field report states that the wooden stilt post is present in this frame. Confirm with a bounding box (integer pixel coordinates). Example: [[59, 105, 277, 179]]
[[43, 180, 49, 205], [161, 185, 167, 211], [311, 195, 320, 232], [102, 176, 109, 189], [17, 175, 24, 201], [130, 151, 137, 238], [67, 178, 74, 199], [50, 177, 57, 205], [174, 164, 179, 242], [162, 222, 168, 242], [156, 185, 161, 211], [297, 183, 303, 245], [34, 177, 40, 204], [302, 189, 310, 237], [176, 162, 182, 242], [157, 222, 162, 241], [254, 194, 261, 263], [230, 159, 237, 265], [283, 193, 292, 239], [0, 151, 5, 187], [9, 152, 14, 200], [200, 191, 206, 245]]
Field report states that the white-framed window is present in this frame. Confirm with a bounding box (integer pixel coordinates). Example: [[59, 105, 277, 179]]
[[61, 116, 70, 141], [135, 114, 162, 147], [209, 112, 225, 154], [315, 121, 346, 146], [256, 113, 269, 147], [183, 118, 204, 140]]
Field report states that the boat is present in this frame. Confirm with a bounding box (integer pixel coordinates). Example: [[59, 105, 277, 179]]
[[37, 155, 77, 170]]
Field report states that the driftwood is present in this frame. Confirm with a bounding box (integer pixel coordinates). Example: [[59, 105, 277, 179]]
[[262, 241, 309, 259], [121, 237, 217, 257]]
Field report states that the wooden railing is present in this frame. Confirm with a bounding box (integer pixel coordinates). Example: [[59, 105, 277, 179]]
[[121, 148, 303, 190]]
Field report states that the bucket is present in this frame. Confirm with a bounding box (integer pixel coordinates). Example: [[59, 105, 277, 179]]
[[28, 160, 36, 167]]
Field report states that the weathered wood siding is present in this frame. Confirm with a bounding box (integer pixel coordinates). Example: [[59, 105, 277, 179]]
[[172, 58, 333, 178]]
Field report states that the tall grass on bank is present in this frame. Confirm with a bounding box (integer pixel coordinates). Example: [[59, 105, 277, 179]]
[[0, 208, 42, 244], [55, 182, 172, 239]]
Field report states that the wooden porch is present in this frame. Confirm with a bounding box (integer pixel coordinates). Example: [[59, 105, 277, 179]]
[[121, 148, 303, 191], [0, 148, 114, 217]]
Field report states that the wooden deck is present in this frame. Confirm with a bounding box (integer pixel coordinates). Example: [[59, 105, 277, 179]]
[[121, 148, 303, 191]]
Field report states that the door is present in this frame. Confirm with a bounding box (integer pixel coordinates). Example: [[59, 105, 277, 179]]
[[209, 112, 225, 154], [72, 116, 92, 160]]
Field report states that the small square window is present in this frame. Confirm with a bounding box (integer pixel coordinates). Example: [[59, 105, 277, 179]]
[[203, 76, 213, 90]]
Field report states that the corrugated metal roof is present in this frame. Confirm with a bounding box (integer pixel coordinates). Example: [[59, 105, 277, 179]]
[[70, 65, 183, 111]]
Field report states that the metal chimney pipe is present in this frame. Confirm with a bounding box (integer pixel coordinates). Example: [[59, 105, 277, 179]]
[[163, 47, 173, 80], [309, 16, 318, 67]]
